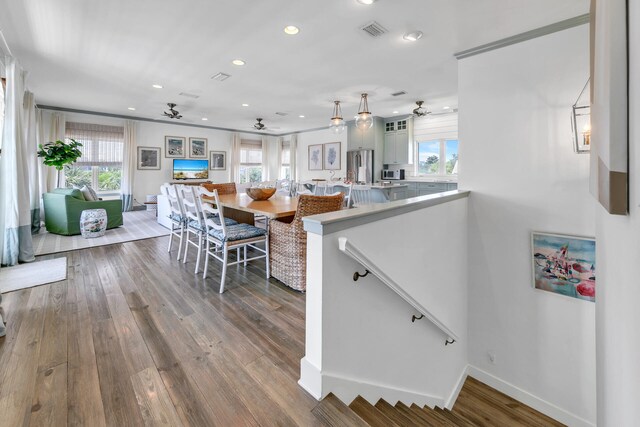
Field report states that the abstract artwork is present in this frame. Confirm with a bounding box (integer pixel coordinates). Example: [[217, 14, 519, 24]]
[[189, 138, 208, 158], [137, 147, 161, 170], [531, 232, 596, 302], [308, 144, 322, 171], [209, 151, 226, 170], [323, 142, 341, 170], [165, 136, 185, 158]]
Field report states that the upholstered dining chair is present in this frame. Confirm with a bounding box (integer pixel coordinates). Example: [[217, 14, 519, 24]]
[[269, 193, 344, 292], [199, 188, 269, 293]]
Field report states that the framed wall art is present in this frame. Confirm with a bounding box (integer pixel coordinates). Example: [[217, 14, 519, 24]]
[[209, 151, 226, 170], [189, 137, 208, 158], [308, 144, 323, 171], [531, 232, 596, 302], [323, 141, 341, 170], [165, 136, 185, 158], [137, 146, 161, 170]]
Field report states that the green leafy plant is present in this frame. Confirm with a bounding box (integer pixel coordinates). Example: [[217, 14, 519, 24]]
[[37, 138, 83, 187]]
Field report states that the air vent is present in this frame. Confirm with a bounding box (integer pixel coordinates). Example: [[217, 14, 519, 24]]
[[275, 112, 288, 116], [360, 21, 388, 37], [391, 90, 407, 97], [211, 72, 231, 81], [179, 92, 200, 99]]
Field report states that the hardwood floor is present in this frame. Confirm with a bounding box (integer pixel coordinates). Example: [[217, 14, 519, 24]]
[[0, 236, 565, 426]]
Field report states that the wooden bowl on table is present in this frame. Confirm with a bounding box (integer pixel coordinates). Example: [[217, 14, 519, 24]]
[[246, 187, 276, 201]]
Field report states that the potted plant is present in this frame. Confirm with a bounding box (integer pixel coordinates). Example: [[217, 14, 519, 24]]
[[37, 138, 83, 188]]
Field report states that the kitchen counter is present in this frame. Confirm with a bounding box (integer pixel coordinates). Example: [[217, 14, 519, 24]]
[[371, 183, 408, 189]]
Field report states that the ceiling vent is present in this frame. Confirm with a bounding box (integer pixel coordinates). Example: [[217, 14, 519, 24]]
[[179, 92, 200, 99], [361, 21, 388, 37], [275, 112, 288, 116], [391, 90, 407, 97], [211, 72, 231, 81]]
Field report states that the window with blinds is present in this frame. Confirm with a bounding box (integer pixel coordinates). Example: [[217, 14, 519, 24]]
[[414, 114, 459, 176], [280, 141, 291, 179], [65, 122, 124, 192], [239, 139, 262, 183]]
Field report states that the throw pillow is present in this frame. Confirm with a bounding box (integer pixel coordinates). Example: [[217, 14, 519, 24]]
[[80, 186, 95, 201], [87, 186, 99, 201]]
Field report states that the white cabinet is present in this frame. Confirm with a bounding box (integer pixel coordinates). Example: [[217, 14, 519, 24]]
[[383, 118, 413, 164]]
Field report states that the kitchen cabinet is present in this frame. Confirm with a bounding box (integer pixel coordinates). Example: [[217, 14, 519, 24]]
[[383, 118, 413, 164], [404, 181, 457, 198]]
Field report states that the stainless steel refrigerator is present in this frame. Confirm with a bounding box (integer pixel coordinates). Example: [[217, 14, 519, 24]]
[[346, 149, 374, 184]]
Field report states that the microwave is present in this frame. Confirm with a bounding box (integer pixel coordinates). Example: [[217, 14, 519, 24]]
[[382, 169, 405, 180]]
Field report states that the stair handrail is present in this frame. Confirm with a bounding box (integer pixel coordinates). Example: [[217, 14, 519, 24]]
[[338, 236, 459, 344]]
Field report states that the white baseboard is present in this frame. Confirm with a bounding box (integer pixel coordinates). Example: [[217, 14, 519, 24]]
[[467, 366, 595, 427], [298, 357, 322, 400], [444, 365, 469, 409]]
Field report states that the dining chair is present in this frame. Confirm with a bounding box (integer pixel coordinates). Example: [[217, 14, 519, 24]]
[[199, 188, 269, 293], [201, 182, 237, 195], [269, 194, 344, 292], [160, 183, 187, 260], [351, 185, 374, 207], [326, 183, 353, 208]]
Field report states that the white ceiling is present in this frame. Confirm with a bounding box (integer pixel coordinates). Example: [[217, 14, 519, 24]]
[[0, 0, 588, 134]]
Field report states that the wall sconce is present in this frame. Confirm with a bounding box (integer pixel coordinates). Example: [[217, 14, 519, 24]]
[[571, 78, 590, 153]]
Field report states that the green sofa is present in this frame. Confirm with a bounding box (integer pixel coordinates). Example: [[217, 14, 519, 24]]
[[43, 188, 123, 236]]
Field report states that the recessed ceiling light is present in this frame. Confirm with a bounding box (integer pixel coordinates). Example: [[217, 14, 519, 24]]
[[443, 106, 450, 110], [393, 111, 399, 114], [202, 118, 208, 121], [356, 0, 376, 4], [128, 107, 136, 111], [232, 59, 245, 66], [284, 25, 300, 35], [403, 31, 423, 42], [242, 103, 249, 107], [299, 115, 305, 118], [152, 84, 163, 89]]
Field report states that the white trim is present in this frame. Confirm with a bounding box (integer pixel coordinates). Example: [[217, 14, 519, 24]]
[[298, 357, 323, 400], [444, 365, 469, 409], [467, 366, 595, 427]]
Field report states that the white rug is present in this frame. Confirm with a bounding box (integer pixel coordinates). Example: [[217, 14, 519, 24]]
[[0, 257, 67, 293], [32, 210, 170, 256]]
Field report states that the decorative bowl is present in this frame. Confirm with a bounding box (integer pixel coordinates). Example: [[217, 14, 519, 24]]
[[246, 187, 276, 201]]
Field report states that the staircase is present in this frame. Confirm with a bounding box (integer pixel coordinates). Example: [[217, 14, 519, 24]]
[[311, 377, 566, 426]]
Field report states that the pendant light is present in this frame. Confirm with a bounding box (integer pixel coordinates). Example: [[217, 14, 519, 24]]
[[355, 93, 373, 130], [329, 101, 346, 134]]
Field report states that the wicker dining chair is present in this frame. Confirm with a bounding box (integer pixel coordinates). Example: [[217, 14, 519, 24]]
[[269, 193, 344, 292]]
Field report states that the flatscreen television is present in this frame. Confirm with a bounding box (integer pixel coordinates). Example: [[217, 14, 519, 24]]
[[173, 159, 209, 180]]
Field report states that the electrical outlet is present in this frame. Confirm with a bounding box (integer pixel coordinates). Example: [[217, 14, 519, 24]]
[[488, 351, 496, 364]]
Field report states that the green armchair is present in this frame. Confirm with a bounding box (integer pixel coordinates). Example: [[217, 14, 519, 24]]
[[43, 188, 123, 236]]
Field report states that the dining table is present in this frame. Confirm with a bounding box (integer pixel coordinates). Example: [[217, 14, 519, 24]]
[[213, 192, 298, 227]]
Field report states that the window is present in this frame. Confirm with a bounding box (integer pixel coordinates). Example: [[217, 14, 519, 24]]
[[239, 139, 262, 183], [280, 141, 290, 179], [416, 139, 458, 176], [65, 122, 124, 193]]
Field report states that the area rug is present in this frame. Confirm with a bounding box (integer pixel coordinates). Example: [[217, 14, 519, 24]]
[[0, 257, 67, 293], [32, 210, 170, 256]]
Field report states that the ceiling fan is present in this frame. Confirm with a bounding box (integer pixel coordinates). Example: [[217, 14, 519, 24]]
[[162, 103, 183, 119], [412, 100, 430, 117], [254, 118, 266, 130]]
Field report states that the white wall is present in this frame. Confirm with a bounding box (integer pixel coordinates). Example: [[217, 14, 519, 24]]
[[459, 25, 596, 427], [296, 128, 348, 182], [595, 1, 640, 425]]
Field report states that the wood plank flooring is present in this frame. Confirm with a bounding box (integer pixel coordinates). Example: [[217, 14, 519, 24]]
[[0, 236, 566, 426]]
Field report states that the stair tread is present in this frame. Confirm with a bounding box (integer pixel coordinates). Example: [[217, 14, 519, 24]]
[[349, 396, 401, 427], [395, 401, 442, 426], [410, 404, 458, 427], [456, 377, 565, 427], [312, 393, 369, 427], [435, 407, 476, 427], [375, 399, 418, 426]]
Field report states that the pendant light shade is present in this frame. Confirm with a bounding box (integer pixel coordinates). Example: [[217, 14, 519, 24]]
[[355, 93, 373, 130], [329, 100, 346, 134]]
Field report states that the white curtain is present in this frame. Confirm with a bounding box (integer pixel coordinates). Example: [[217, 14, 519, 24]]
[[275, 137, 283, 179], [121, 120, 136, 211], [290, 133, 298, 182], [230, 132, 241, 182], [41, 112, 64, 190], [0, 57, 35, 265], [261, 136, 270, 181], [23, 91, 40, 233]]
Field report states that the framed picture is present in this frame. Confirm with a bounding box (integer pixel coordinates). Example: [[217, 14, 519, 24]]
[[308, 144, 323, 170], [531, 232, 596, 302], [209, 151, 226, 170], [165, 136, 185, 158], [323, 141, 341, 170], [137, 146, 161, 170], [189, 137, 208, 158]]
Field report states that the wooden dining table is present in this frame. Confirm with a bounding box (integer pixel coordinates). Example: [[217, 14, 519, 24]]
[[214, 193, 298, 226]]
